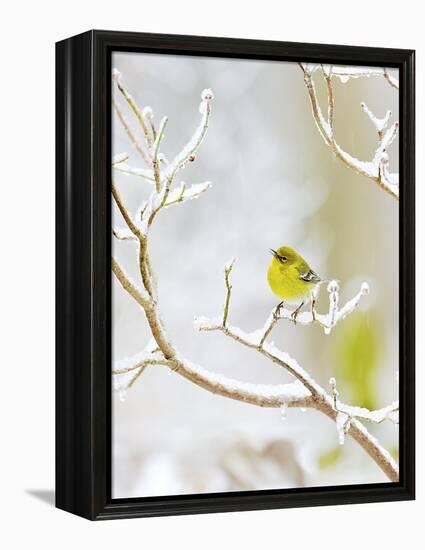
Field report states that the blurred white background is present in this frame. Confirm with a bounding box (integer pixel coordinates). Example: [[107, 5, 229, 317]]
[[1, 1, 422, 549], [112, 53, 399, 497]]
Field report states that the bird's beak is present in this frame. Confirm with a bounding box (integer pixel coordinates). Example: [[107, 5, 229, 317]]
[[270, 249, 278, 258]]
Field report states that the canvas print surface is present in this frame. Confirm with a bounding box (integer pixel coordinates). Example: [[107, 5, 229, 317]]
[[111, 52, 399, 498]]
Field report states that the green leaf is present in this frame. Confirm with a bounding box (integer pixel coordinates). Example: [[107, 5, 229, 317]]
[[333, 312, 381, 410], [319, 446, 343, 469]]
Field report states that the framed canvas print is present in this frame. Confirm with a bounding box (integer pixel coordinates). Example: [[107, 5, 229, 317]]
[[56, 30, 415, 520]]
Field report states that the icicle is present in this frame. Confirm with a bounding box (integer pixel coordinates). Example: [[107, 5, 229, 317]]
[[280, 402, 288, 421], [336, 412, 349, 445], [329, 377, 339, 407]]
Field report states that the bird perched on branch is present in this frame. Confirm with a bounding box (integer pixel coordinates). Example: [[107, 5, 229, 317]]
[[267, 245, 323, 323]]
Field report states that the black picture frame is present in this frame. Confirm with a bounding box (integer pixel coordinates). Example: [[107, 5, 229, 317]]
[[56, 30, 415, 520]]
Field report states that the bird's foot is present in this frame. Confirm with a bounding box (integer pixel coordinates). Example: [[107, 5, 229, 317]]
[[274, 301, 285, 320], [291, 301, 305, 325], [311, 299, 316, 322]]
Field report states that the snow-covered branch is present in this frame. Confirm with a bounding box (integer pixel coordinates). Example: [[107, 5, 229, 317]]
[[207, 266, 369, 343], [112, 95, 151, 165], [112, 152, 129, 165], [163, 181, 212, 207], [112, 226, 137, 241], [194, 261, 398, 480], [164, 88, 214, 181], [383, 68, 400, 90], [113, 162, 155, 183], [194, 262, 368, 386], [304, 64, 399, 90], [111, 71, 399, 483], [299, 63, 399, 199], [330, 377, 399, 426], [113, 68, 154, 150], [275, 279, 368, 336]]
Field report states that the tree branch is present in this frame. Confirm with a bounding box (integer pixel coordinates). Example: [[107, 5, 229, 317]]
[[113, 68, 154, 149], [222, 258, 235, 327], [194, 262, 399, 481], [112, 181, 144, 239], [383, 68, 400, 90], [329, 377, 399, 425], [303, 64, 399, 90], [164, 89, 214, 180], [152, 116, 168, 192], [299, 63, 399, 200]]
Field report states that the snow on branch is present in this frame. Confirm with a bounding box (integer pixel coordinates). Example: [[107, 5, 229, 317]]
[[164, 181, 212, 208], [197, 262, 369, 340], [152, 116, 168, 192], [114, 344, 313, 408], [299, 63, 399, 199], [330, 377, 399, 426], [329, 376, 399, 446], [195, 261, 368, 387], [304, 64, 399, 90], [113, 162, 155, 183], [113, 95, 151, 165], [112, 339, 169, 398], [112, 69, 215, 239], [164, 89, 214, 180], [112, 152, 129, 165], [113, 69, 154, 150], [111, 71, 399, 483], [112, 226, 137, 241]]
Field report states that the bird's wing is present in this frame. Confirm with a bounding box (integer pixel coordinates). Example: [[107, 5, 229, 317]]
[[298, 268, 322, 284]]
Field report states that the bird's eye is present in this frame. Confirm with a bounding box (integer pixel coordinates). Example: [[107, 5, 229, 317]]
[[280, 256, 288, 262]]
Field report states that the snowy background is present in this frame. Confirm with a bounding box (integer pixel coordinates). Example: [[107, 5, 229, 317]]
[[111, 52, 399, 498]]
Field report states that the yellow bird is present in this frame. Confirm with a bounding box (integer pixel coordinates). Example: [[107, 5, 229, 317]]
[[267, 245, 322, 322]]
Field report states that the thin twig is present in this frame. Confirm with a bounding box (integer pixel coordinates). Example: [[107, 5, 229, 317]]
[[112, 257, 151, 308], [113, 163, 155, 183], [223, 259, 234, 327], [116, 79, 153, 149], [164, 90, 213, 178], [112, 96, 151, 164], [152, 117, 168, 192], [322, 64, 334, 131], [259, 305, 282, 348], [383, 68, 400, 90], [113, 358, 170, 375], [112, 182, 143, 239]]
